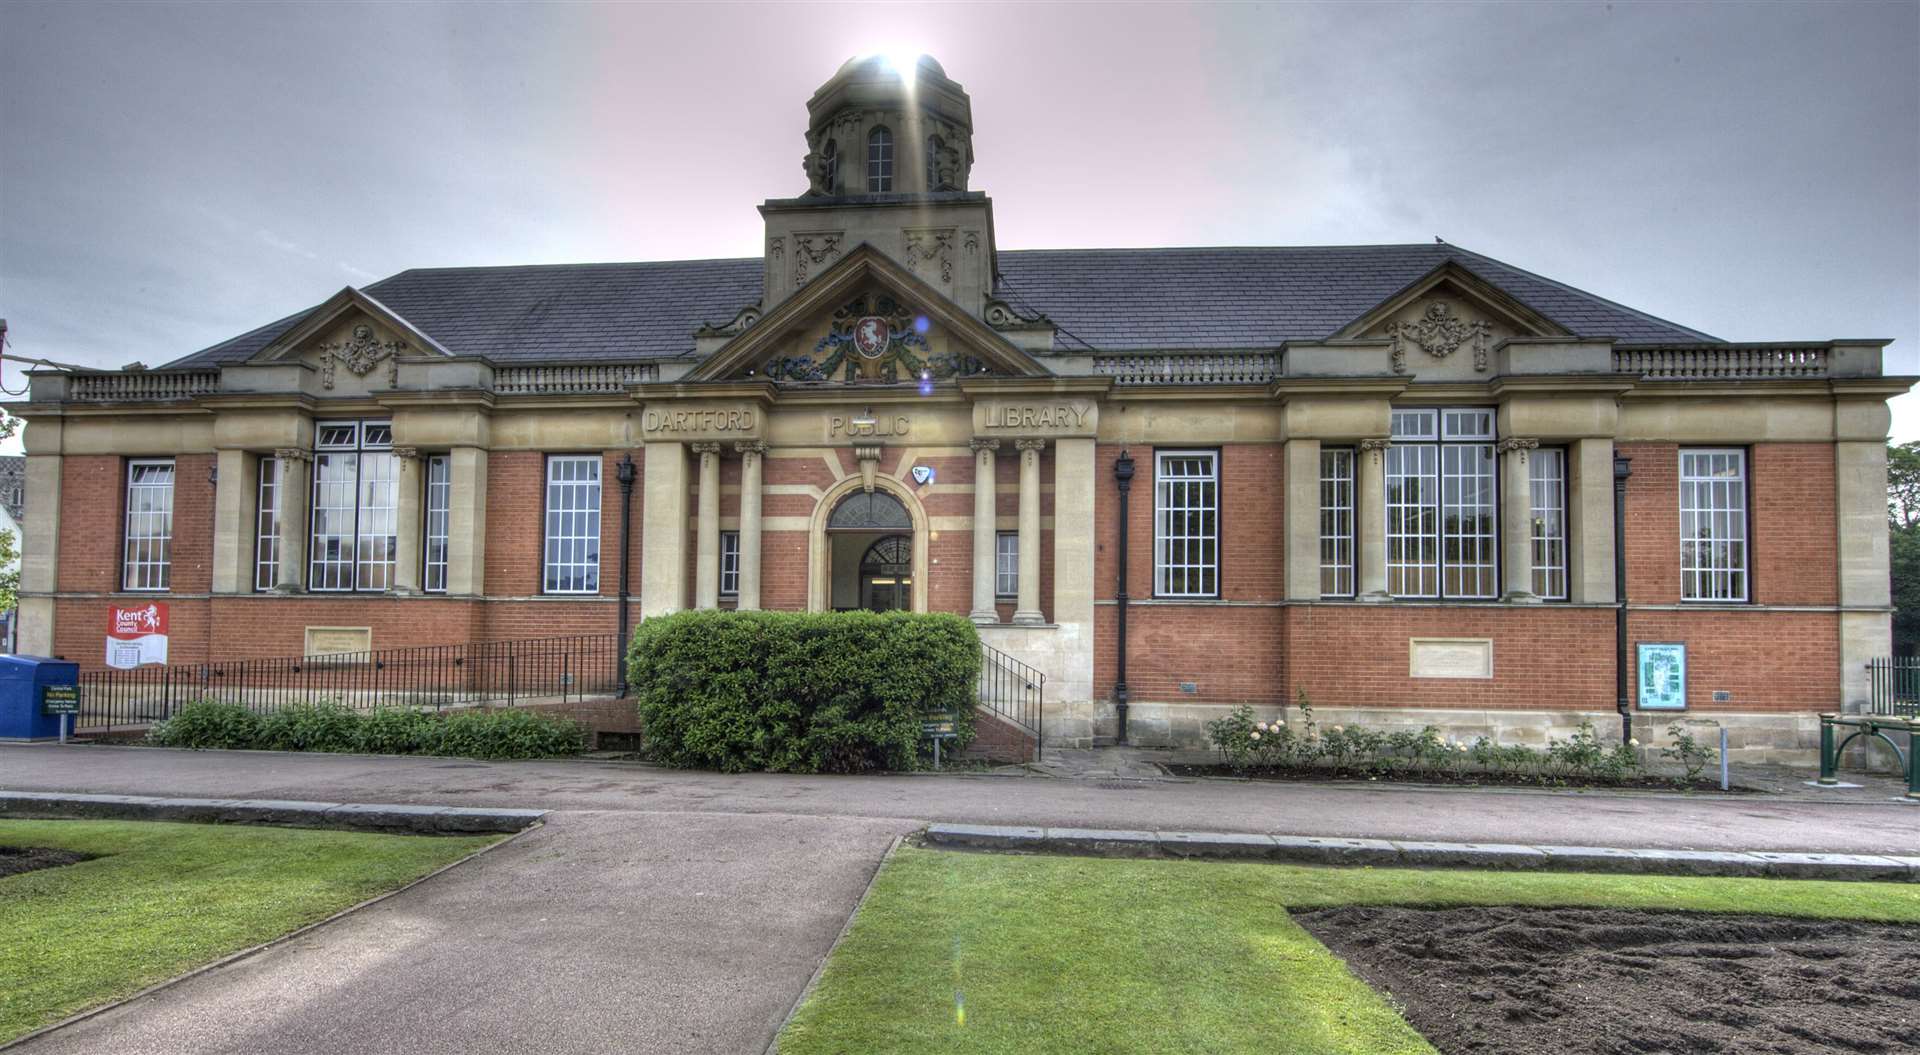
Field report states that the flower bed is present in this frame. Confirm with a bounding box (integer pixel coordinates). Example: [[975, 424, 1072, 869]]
[[1189, 693, 1725, 790]]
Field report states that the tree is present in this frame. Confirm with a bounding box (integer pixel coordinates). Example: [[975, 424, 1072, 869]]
[[1890, 441, 1920, 654], [0, 528, 16, 615]]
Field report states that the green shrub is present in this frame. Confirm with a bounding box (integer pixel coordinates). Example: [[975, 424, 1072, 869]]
[[255, 701, 361, 753], [353, 707, 442, 755], [148, 700, 263, 750], [432, 707, 588, 760], [627, 609, 982, 773]]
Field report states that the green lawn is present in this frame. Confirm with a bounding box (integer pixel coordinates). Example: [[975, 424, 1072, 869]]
[[777, 847, 1920, 1055], [0, 819, 500, 1042]]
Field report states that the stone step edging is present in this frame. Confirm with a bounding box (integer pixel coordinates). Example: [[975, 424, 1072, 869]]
[[0, 791, 546, 834], [922, 823, 1920, 883]]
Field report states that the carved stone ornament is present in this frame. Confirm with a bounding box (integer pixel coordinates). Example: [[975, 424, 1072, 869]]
[[1358, 437, 1393, 463], [1015, 438, 1047, 453], [793, 232, 843, 287], [760, 292, 992, 383], [694, 304, 762, 339], [691, 442, 723, 457], [1384, 301, 1493, 375], [273, 447, 313, 464], [1495, 437, 1540, 461], [983, 299, 1050, 329], [318, 323, 406, 390], [902, 227, 956, 284], [733, 441, 767, 457], [969, 438, 1001, 453], [390, 446, 421, 462]]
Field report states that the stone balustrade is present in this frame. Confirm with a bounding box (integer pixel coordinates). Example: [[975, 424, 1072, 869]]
[[492, 362, 659, 393], [1091, 351, 1281, 385], [67, 370, 220, 402], [1613, 345, 1830, 379]]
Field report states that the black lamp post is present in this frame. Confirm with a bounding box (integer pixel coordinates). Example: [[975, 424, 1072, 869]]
[[1613, 453, 1633, 746], [1113, 450, 1135, 744], [616, 453, 637, 696]]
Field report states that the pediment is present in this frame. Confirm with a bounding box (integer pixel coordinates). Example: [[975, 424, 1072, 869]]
[[686, 243, 1048, 383], [249, 287, 451, 393], [1334, 262, 1571, 377]]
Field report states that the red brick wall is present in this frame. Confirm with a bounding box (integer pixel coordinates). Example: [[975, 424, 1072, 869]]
[[1092, 443, 1287, 706], [1626, 609, 1837, 713]]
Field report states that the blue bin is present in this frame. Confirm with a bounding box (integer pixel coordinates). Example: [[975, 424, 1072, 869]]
[[0, 656, 82, 741]]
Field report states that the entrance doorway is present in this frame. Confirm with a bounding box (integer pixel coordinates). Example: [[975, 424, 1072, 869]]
[[826, 490, 915, 612]]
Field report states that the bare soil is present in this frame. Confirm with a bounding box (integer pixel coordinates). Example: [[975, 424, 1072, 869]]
[[0, 846, 92, 879], [1166, 763, 1745, 792], [1296, 905, 1920, 1054]]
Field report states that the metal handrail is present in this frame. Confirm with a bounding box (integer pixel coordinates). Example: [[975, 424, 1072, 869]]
[[977, 643, 1044, 756]]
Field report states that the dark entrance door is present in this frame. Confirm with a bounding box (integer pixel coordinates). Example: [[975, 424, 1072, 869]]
[[859, 534, 912, 612]]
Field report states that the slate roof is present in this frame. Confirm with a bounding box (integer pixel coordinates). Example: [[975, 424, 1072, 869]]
[[163, 243, 1715, 369]]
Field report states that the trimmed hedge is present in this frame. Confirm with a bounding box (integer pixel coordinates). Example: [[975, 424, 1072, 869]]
[[627, 609, 982, 773], [149, 701, 589, 759]]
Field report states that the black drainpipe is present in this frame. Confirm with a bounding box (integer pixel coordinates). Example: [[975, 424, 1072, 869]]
[[1112, 450, 1135, 744], [1613, 453, 1633, 745], [616, 453, 636, 697]]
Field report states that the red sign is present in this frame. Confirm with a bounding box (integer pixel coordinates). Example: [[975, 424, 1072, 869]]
[[106, 602, 169, 668], [853, 316, 891, 359]]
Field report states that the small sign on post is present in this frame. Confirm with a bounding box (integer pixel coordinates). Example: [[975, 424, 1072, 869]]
[[41, 685, 79, 744], [923, 708, 956, 769]]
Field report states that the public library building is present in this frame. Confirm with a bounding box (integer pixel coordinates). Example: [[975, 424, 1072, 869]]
[[12, 55, 1908, 756]]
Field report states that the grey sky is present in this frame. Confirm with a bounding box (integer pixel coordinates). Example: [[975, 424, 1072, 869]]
[[2, 0, 1916, 452]]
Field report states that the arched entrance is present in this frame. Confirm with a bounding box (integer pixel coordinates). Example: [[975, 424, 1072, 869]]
[[819, 487, 925, 612]]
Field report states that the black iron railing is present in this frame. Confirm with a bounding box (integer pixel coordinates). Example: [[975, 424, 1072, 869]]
[[1867, 657, 1920, 718], [977, 643, 1044, 753], [75, 634, 623, 730]]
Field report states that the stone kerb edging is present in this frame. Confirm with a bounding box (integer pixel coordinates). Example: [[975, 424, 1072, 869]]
[[0, 791, 547, 834], [923, 823, 1920, 883]]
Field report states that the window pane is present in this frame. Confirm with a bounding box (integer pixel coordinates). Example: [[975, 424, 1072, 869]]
[[867, 126, 893, 192], [309, 452, 358, 591], [995, 532, 1019, 598], [254, 457, 280, 592], [1441, 443, 1496, 599], [123, 460, 175, 591], [1386, 444, 1438, 597], [1319, 448, 1354, 597], [424, 455, 451, 593], [544, 456, 602, 593], [1154, 451, 1218, 597], [1528, 449, 1568, 600], [1679, 449, 1748, 601], [355, 452, 398, 591], [719, 530, 740, 597]]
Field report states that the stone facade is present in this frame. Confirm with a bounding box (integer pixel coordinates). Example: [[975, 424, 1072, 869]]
[[9, 55, 1911, 761]]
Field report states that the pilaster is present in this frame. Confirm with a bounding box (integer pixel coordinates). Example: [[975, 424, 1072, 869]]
[[640, 441, 690, 616], [17, 451, 63, 655], [735, 442, 765, 610], [273, 448, 312, 593], [1836, 439, 1892, 712], [1283, 438, 1320, 601], [969, 438, 1000, 623], [445, 447, 488, 596], [692, 442, 722, 609], [1013, 439, 1045, 624], [1498, 438, 1541, 603], [390, 447, 424, 595], [1570, 438, 1616, 604], [211, 449, 257, 594], [1356, 438, 1391, 600]]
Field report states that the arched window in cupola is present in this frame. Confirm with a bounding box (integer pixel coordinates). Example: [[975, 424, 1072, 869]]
[[867, 126, 893, 192]]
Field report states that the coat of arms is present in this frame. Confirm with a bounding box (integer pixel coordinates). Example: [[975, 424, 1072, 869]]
[[853, 316, 891, 359]]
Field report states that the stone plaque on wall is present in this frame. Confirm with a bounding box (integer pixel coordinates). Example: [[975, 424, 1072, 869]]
[[306, 626, 372, 659], [1408, 638, 1493, 679]]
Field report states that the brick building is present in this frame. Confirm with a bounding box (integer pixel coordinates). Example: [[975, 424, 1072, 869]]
[[11, 55, 1910, 757]]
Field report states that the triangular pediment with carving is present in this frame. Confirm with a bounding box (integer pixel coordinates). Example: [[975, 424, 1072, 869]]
[[1334, 262, 1571, 379], [687, 243, 1048, 384], [248, 287, 451, 395]]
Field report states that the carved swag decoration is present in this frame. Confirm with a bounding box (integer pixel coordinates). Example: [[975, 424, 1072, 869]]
[[1385, 301, 1493, 375], [318, 324, 405, 389], [760, 293, 992, 383]]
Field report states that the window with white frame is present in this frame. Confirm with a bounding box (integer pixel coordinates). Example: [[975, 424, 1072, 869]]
[[122, 459, 175, 591], [309, 421, 397, 591], [1679, 448, 1748, 602], [867, 126, 893, 192], [1320, 448, 1354, 597], [1385, 409, 1497, 599], [720, 530, 740, 597], [254, 456, 280, 591], [543, 455, 601, 594], [995, 531, 1019, 598], [423, 455, 451, 593], [1529, 448, 1568, 600], [1154, 450, 1219, 598]]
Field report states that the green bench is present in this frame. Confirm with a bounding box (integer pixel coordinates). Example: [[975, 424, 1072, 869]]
[[1818, 713, 1920, 798]]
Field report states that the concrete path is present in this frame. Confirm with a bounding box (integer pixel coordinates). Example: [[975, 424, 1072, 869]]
[[12, 809, 913, 1054], [3, 743, 1916, 853]]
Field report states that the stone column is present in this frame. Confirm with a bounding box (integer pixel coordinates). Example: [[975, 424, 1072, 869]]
[[273, 449, 312, 592], [1013, 439, 1046, 624], [734, 442, 765, 610], [1569, 438, 1616, 604], [1836, 438, 1894, 712], [211, 448, 255, 595], [1357, 438, 1392, 600], [17, 450, 63, 656], [640, 442, 690, 616], [692, 443, 722, 609], [968, 439, 1000, 623], [390, 447, 424, 595], [1283, 438, 1320, 600], [1498, 438, 1541, 603], [445, 447, 489, 597]]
